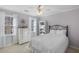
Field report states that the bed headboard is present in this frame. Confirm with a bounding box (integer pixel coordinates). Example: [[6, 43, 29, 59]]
[[49, 25, 68, 37]]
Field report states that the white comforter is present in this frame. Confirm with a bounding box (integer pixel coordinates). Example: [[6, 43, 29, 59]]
[[31, 32, 68, 53]]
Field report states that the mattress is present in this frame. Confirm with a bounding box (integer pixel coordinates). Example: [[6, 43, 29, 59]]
[[31, 32, 68, 53]]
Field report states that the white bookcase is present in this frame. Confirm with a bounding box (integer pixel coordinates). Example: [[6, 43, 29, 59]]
[[18, 28, 30, 44], [39, 20, 49, 35]]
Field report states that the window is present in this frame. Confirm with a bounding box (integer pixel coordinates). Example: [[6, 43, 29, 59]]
[[5, 16, 13, 34]]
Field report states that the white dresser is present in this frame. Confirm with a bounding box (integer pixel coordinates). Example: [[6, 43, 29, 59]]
[[18, 28, 30, 44]]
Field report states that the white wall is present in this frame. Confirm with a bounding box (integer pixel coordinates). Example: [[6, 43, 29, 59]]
[[41, 8, 79, 48], [18, 14, 29, 27]]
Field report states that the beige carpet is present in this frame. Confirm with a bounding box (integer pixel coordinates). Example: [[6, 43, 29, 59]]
[[66, 47, 79, 53], [0, 42, 32, 53], [1, 42, 79, 53]]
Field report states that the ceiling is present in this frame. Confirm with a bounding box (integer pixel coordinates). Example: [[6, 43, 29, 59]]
[[0, 5, 79, 17]]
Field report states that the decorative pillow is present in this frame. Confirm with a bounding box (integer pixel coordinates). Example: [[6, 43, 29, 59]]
[[50, 30, 56, 36], [49, 25, 66, 30], [56, 30, 66, 36]]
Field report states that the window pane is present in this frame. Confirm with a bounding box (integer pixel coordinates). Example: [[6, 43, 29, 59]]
[[5, 16, 13, 34]]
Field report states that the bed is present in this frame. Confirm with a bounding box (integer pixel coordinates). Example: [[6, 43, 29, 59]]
[[31, 25, 69, 53]]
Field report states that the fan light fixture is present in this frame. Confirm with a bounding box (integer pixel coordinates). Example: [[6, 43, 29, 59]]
[[36, 5, 44, 16]]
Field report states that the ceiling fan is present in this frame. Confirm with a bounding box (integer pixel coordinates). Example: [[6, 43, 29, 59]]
[[36, 5, 44, 16], [24, 5, 44, 16]]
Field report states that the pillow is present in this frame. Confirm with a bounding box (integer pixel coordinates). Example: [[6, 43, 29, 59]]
[[49, 25, 66, 30], [50, 29, 66, 37], [50, 30, 56, 36], [56, 30, 66, 36]]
